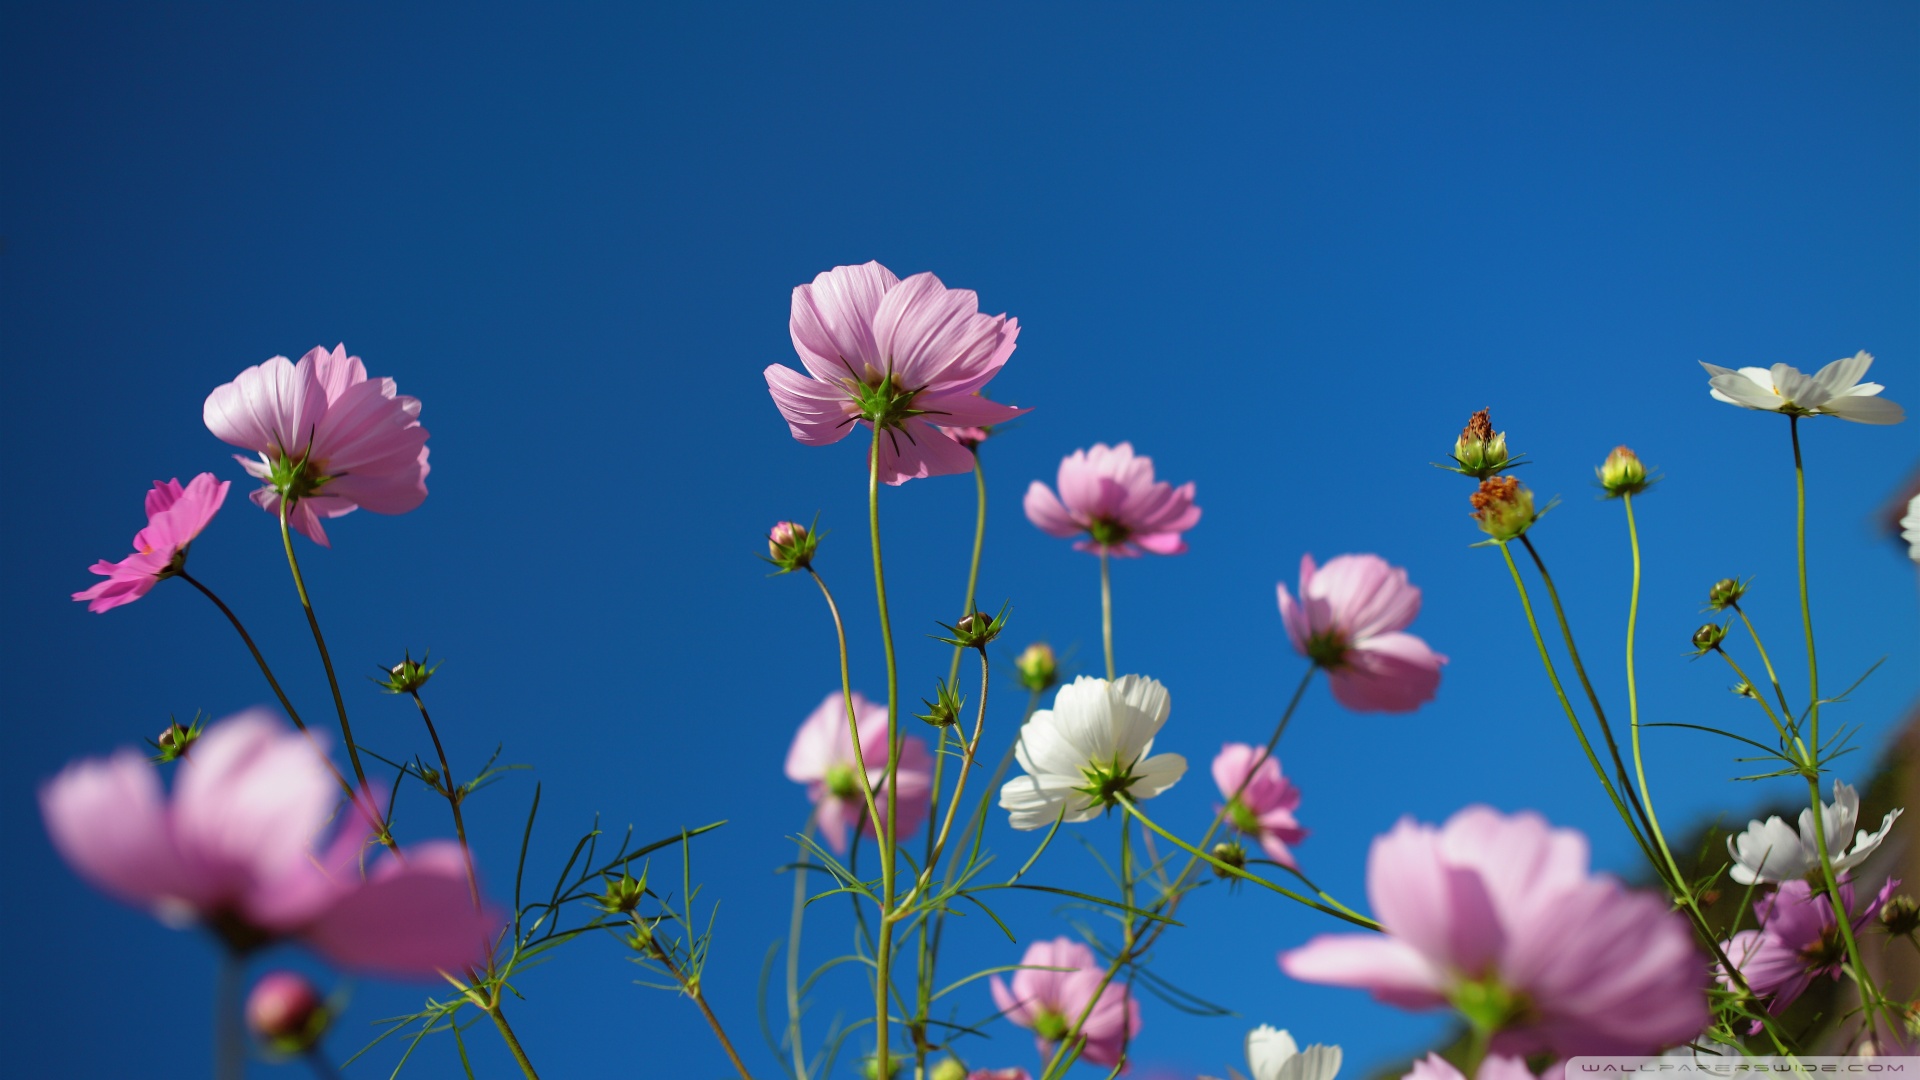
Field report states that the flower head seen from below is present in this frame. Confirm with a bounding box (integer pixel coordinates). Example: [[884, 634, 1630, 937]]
[[74, 474, 230, 613], [1237, 1025, 1341, 1080], [1212, 744, 1307, 869], [39, 711, 500, 977], [1024, 443, 1200, 557], [764, 261, 1029, 485], [1902, 494, 1920, 564], [990, 937, 1141, 1068], [1726, 781, 1901, 885], [1719, 876, 1899, 1024], [1277, 554, 1447, 713], [203, 344, 430, 547], [1280, 806, 1708, 1056], [784, 690, 932, 854], [1443, 408, 1516, 480], [1596, 445, 1654, 499], [1700, 352, 1902, 424], [1470, 476, 1536, 542], [999, 676, 1186, 831]]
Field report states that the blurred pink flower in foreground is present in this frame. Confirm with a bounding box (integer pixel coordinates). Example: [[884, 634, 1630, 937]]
[[784, 690, 932, 854], [1024, 443, 1199, 557], [990, 937, 1141, 1069], [1404, 1053, 1543, 1080], [1211, 743, 1307, 869], [969, 1070, 1032, 1080], [204, 344, 430, 546], [1277, 554, 1446, 713], [1281, 806, 1707, 1056], [765, 262, 1028, 485], [1719, 876, 1898, 1027], [73, 474, 230, 613], [40, 711, 498, 977]]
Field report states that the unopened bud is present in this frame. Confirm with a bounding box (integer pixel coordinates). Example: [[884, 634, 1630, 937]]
[[597, 870, 648, 915], [861, 1052, 905, 1080], [937, 605, 1008, 650], [1597, 446, 1653, 498], [375, 651, 439, 694], [154, 721, 199, 762], [1691, 623, 1727, 654], [1882, 895, 1920, 937], [1449, 409, 1512, 479], [766, 521, 819, 573], [1211, 841, 1247, 879], [917, 678, 964, 729], [1014, 643, 1058, 694], [1707, 578, 1747, 611], [1732, 681, 1759, 700], [929, 1061, 968, 1080], [246, 971, 329, 1054], [1470, 476, 1535, 542]]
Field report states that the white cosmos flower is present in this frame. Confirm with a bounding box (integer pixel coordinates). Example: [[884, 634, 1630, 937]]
[[1726, 780, 1902, 885], [1901, 493, 1920, 564], [1241, 1025, 1341, 1080], [1700, 352, 1903, 424], [999, 675, 1187, 830]]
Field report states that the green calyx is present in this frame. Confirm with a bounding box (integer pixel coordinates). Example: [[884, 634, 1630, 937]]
[[264, 450, 330, 504], [597, 870, 648, 915], [1303, 630, 1348, 670], [1086, 517, 1131, 549], [847, 373, 924, 430], [825, 762, 862, 800], [1075, 753, 1142, 809], [1225, 796, 1262, 835], [1450, 976, 1528, 1037], [1031, 1008, 1071, 1043]]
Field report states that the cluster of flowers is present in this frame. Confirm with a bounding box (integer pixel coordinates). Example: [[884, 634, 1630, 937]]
[[41, 255, 1916, 1079]]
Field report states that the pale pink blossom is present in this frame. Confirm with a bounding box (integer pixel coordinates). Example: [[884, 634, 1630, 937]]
[[1276, 554, 1446, 713], [1404, 1054, 1543, 1080], [969, 1071, 1032, 1080], [204, 344, 429, 546], [990, 937, 1141, 1069], [1212, 744, 1307, 869], [40, 711, 497, 977], [1024, 443, 1199, 557], [73, 474, 230, 613], [1280, 806, 1707, 1056], [1718, 876, 1898, 1026], [765, 262, 1027, 485], [784, 691, 932, 854]]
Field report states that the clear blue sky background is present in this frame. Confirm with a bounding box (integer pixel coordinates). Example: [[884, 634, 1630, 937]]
[[3, 4, 1917, 1077]]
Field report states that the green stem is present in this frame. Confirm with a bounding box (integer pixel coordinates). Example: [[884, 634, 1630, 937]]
[[650, 940, 756, 1080], [179, 570, 307, 731], [411, 690, 482, 912], [867, 424, 901, 1078], [948, 455, 988, 689], [1791, 415, 1819, 747], [787, 822, 814, 1080], [1807, 773, 1885, 1036], [1731, 601, 1796, 727], [1620, 496, 1691, 900], [486, 1002, 541, 1080], [1713, 649, 1793, 746], [1099, 550, 1115, 680], [805, 568, 886, 847], [216, 952, 244, 1080], [278, 505, 380, 812]]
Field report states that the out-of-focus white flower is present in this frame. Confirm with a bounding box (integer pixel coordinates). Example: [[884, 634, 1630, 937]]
[[998, 676, 1186, 831], [1700, 352, 1902, 424], [1901, 493, 1920, 564], [1243, 1026, 1341, 1080], [1727, 780, 1902, 885]]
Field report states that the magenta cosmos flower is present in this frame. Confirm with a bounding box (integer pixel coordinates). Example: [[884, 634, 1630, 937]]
[[991, 937, 1141, 1069], [969, 1071, 1031, 1080], [203, 344, 430, 547], [764, 262, 1028, 485], [1024, 443, 1200, 557], [1719, 876, 1898, 1026], [1404, 1054, 1544, 1080], [784, 690, 932, 855], [1212, 743, 1307, 869], [40, 711, 499, 977], [73, 474, 230, 613], [1280, 806, 1708, 1056], [1277, 554, 1446, 713]]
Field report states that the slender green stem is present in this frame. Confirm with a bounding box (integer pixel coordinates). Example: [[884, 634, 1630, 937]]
[[1807, 773, 1886, 1036], [1713, 649, 1792, 746], [649, 939, 756, 1080], [278, 505, 378, 804], [900, 649, 992, 913], [1730, 602, 1796, 726], [867, 424, 901, 1077], [179, 570, 307, 731], [804, 568, 886, 844], [1791, 416, 1819, 746], [485, 1002, 541, 1080], [948, 456, 988, 689], [1099, 550, 1115, 680], [787, 822, 814, 1080], [216, 952, 245, 1080], [411, 690, 482, 911], [1619, 497, 1690, 896]]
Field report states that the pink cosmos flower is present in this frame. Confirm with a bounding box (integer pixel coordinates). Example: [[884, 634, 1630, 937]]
[[990, 937, 1142, 1069], [1404, 1054, 1544, 1080], [246, 971, 326, 1048], [1212, 743, 1307, 869], [784, 691, 932, 855], [1280, 806, 1708, 1056], [765, 262, 1028, 485], [203, 344, 430, 547], [1276, 554, 1447, 713], [40, 711, 499, 977], [73, 474, 230, 613], [939, 425, 992, 450], [1719, 876, 1899, 1026], [969, 1071, 1032, 1080], [1024, 443, 1200, 557]]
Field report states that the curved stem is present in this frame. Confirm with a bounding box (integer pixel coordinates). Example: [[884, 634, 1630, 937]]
[[787, 821, 815, 1080], [216, 952, 245, 1080], [867, 425, 901, 1078], [948, 455, 988, 689], [900, 649, 991, 913], [1620, 497, 1697, 913], [411, 690, 481, 911], [650, 940, 755, 1080], [179, 570, 307, 731], [278, 506, 380, 808], [1730, 602, 1796, 725], [805, 568, 886, 845], [1099, 550, 1115, 680], [485, 1002, 542, 1080], [1791, 416, 1820, 747], [1714, 649, 1792, 746]]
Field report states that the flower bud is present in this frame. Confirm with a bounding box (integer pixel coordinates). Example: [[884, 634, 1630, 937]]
[[151, 717, 202, 763], [1470, 476, 1535, 542], [1706, 578, 1747, 611], [1449, 408, 1513, 479], [917, 678, 964, 729], [930, 1061, 968, 1080], [1882, 895, 1920, 937], [936, 605, 1009, 650], [375, 651, 439, 694], [597, 870, 648, 915], [1014, 643, 1058, 694], [246, 971, 329, 1054], [1211, 840, 1247, 879], [766, 520, 819, 573], [1691, 623, 1727, 654], [1596, 445, 1653, 498], [861, 1052, 905, 1080]]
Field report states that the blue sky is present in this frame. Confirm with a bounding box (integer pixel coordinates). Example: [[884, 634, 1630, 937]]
[[3, 3, 1917, 1077]]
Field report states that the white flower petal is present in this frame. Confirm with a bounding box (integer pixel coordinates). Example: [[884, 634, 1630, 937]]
[[1246, 1026, 1297, 1080], [1130, 753, 1188, 801], [1277, 1045, 1342, 1080], [1834, 806, 1903, 875], [1812, 350, 1873, 396], [1820, 393, 1905, 424]]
